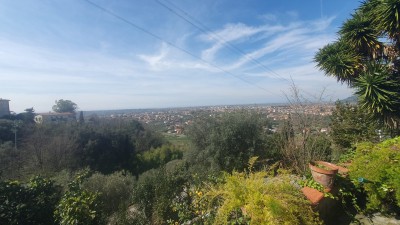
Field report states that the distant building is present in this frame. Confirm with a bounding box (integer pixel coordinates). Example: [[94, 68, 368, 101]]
[[320, 128, 329, 133], [0, 98, 10, 117], [34, 112, 76, 124], [175, 125, 184, 135]]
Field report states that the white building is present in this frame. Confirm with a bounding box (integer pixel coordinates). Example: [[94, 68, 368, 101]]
[[34, 112, 76, 124]]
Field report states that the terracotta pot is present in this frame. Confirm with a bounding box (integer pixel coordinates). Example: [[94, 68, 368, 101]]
[[309, 161, 338, 190], [302, 187, 324, 205]]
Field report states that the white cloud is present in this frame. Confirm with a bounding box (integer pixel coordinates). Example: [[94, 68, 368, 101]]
[[199, 23, 288, 61], [201, 17, 337, 71], [0, 6, 350, 113], [138, 42, 170, 70]]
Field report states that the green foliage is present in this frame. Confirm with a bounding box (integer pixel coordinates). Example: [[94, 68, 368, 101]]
[[314, 0, 400, 129], [299, 177, 334, 199], [16, 108, 35, 124], [168, 172, 224, 225], [188, 111, 270, 172], [79, 129, 135, 174], [330, 102, 381, 150], [83, 171, 134, 218], [76, 119, 164, 175], [349, 137, 400, 213], [314, 40, 361, 84], [299, 174, 364, 213], [132, 165, 189, 224], [354, 64, 400, 127], [0, 176, 60, 225], [138, 144, 183, 173], [191, 159, 321, 225], [335, 175, 364, 213], [23, 123, 79, 175], [0, 119, 15, 143], [52, 99, 78, 113], [0, 142, 20, 180], [55, 170, 103, 225]]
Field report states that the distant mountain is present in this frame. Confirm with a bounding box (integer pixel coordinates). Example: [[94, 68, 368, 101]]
[[340, 95, 358, 103]]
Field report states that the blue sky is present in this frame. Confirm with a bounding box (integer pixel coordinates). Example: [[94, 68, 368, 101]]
[[0, 0, 360, 112]]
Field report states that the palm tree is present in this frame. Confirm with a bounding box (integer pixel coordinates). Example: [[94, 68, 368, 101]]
[[353, 63, 400, 128], [314, 40, 362, 84], [339, 12, 382, 59], [315, 0, 400, 131]]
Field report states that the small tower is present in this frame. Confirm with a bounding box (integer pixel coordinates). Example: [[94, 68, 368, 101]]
[[0, 98, 10, 117]]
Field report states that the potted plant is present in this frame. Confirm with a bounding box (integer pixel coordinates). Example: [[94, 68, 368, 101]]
[[309, 161, 338, 191]]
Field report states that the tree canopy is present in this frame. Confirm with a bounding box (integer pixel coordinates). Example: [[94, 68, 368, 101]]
[[52, 99, 77, 113], [315, 0, 400, 131]]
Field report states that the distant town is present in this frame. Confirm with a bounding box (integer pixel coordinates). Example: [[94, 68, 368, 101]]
[[84, 103, 336, 134], [1, 97, 337, 135]]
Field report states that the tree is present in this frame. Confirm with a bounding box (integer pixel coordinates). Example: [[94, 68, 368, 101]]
[[52, 99, 77, 113], [23, 123, 79, 173], [330, 102, 381, 150], [188, 111, 269, 172], [16, 108, 35, 124], [315, 0, 400, 131], [78, 111, 84, 124], [0, 176, 61, 225]]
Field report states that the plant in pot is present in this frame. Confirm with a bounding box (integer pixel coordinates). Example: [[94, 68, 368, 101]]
[[309, 161, 339, 191]]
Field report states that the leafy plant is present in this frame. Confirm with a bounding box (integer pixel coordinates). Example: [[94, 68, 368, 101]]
[[188, 111, 270, 173], [132, 165, 189, 224], [192, 158, 322, 225], [137, 144, 183, 173], [0, 176, 60, 225], [55, 170, 103, 225], [349, 137, 400, 213], [299, 177, 335, 199], [330, 102, 381, 151], [83, 171, 135, 219]]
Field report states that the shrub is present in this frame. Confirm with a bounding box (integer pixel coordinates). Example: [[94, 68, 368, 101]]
[[137, 144, 183, 173], [185, 158, 321, 225], [0, 176, 61, 225], [55, 170, 103, 225], [132, 165, 189, 224], [349, 137, 400, 213], [330, 102, 381, 150], [83, 171, 134, 217], [188, 111, 270, 172]]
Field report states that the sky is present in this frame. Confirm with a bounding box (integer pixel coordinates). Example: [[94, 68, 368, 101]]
[[0, 0, 361, 113]]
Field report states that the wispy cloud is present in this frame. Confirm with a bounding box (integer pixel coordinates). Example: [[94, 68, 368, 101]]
[[199, 23, 288, 61], [138, 42, 170, 70], [195, 16, 336, 72]]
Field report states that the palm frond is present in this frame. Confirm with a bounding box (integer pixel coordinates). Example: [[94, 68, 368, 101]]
[[373, 0, 400, 42], [314, 41, 362, 84], [339, 12, 382, 58], [354, 63, 400, 127]]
